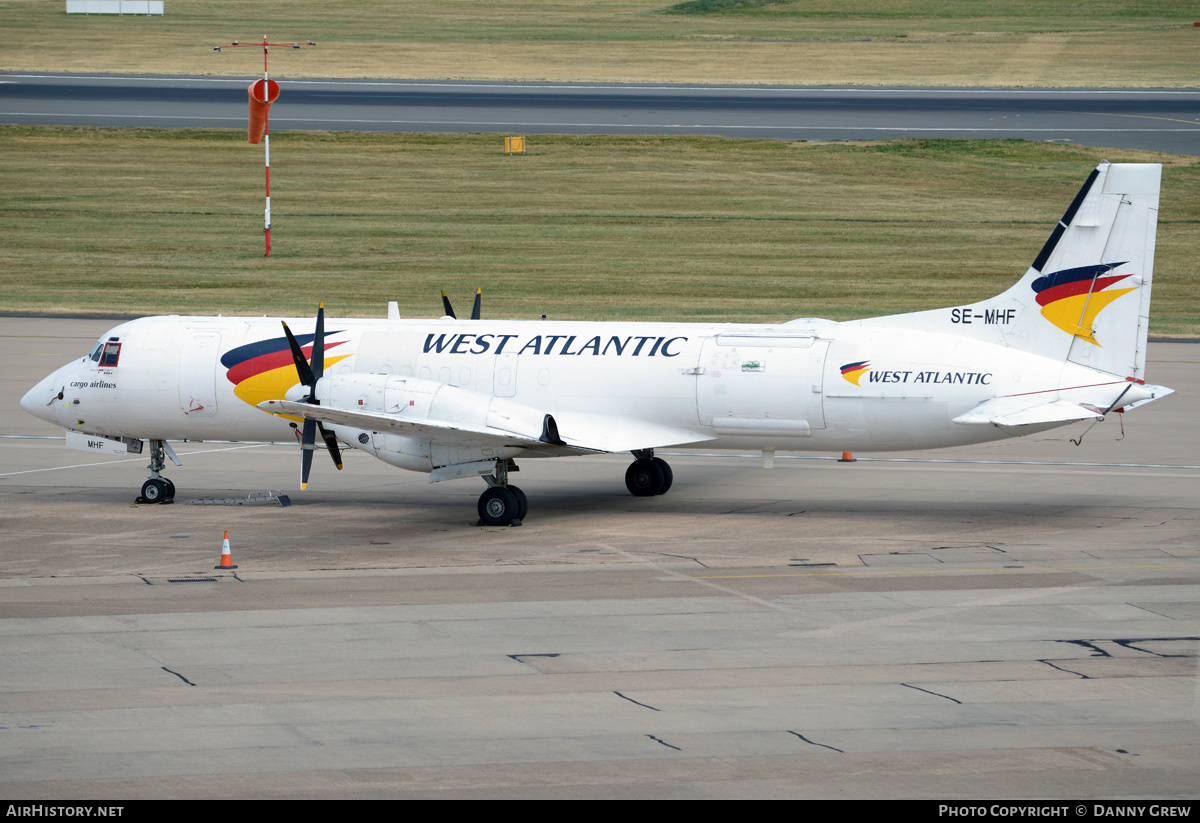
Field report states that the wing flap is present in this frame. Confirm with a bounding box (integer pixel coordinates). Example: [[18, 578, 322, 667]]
[[550, 410, 715, 453]]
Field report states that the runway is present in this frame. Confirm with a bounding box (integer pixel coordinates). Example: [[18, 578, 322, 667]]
[[3, 73, 1200, 154], [2, 317, 1198, 798]]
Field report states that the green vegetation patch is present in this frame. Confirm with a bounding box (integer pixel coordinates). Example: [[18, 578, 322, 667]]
[[0, 0, 1197, 86], [1, 126, 1196, 335], [660, 0, 792, 15], [659, 0, 1190, 20]]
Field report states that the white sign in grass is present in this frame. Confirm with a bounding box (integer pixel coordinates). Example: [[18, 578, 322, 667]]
[[66, 1, 164, 14]]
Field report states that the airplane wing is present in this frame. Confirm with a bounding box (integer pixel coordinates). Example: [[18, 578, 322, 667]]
[[258, 400, 714, 455], [259, 399, 590, 455]]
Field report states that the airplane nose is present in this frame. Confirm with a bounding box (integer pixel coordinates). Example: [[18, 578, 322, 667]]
[[20, 373, 62, 425]]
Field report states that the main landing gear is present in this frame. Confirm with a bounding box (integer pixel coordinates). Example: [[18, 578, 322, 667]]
[[136, 439, 181, 504], [474, 451, 675, 526], [625, 450, 673, 497], [476, 458, 529, 527]]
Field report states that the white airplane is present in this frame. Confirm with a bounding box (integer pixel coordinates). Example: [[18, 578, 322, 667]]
[[20, 161, 1173, 526]]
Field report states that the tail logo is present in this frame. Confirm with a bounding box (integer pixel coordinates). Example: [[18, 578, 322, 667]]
[[840, 361, 871, 386], [1031, 263, 1137, 346]]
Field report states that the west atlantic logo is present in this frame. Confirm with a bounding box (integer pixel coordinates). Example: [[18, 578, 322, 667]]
[[221, 331, 351, 414], [840, 361, 871, 385], [1031, 262, 1137, 346]]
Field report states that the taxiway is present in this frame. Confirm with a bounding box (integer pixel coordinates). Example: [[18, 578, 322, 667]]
[[4, 74, 1199, 154]]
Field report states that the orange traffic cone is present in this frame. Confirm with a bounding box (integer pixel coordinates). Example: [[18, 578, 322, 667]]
[[215, 530, 238, 569], [838, 451, 856, 463]]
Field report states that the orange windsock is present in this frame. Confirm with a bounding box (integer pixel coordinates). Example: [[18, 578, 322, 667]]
[[247, 79, 280, 144]]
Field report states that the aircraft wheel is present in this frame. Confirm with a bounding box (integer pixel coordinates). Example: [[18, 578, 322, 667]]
[[652, 458, 673, 495], [478, 486, 519, 527], [625, 458, 665, 497], [163, 479, 176, 500], [508, 485, 529, 521], [140, 478, 167, 504]]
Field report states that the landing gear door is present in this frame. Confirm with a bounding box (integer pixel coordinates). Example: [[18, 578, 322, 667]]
[[179, 332, 221, 417]]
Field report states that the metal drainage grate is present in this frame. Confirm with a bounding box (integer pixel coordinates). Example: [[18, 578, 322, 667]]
[[187, 490, 291, 507]]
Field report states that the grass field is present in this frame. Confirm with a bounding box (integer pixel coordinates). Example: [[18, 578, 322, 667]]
[[1, 126, 1196, 335], [1, 0, 1197, 87]]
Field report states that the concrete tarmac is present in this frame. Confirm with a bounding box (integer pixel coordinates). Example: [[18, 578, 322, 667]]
[[1, 316, 1197, 799]]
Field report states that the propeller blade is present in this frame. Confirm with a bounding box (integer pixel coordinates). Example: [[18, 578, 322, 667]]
[[311, 302, 325, 381], [281, 321, 316, 391], [300, 418, 316, 490], [471, 288, 482, 320], [441, 290, 456, 319], [317, 421, 344, 470], [285, 304, 337, 489]]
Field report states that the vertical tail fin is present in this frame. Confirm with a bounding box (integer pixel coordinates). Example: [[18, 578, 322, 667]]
[[857, 162, 1161, 380]]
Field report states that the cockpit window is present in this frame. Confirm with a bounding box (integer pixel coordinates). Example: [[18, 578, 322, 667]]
[[88, 343, 103, 362], [99, 342, 122, 368]]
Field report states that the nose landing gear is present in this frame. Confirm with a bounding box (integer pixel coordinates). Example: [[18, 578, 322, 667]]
[[135, 439, 181, 504], [139, 477, 174, 504]]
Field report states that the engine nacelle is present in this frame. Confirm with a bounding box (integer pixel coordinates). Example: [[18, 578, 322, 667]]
[[315, 373, 550, 473]]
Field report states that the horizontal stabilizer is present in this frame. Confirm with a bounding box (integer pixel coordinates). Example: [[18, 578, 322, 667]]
[[952, 397, 1104, 428], [1121, 383, 1175, 410]]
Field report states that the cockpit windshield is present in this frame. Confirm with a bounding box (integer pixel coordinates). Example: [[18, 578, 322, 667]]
[[85, 338, 121, 366], [99, 341, 122, 368]]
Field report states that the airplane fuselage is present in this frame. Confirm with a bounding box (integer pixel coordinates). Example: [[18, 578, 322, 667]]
[[27, 314, 1135, 459]]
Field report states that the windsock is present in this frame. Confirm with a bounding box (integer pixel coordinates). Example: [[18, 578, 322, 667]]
[[247, 79, 280, 144]]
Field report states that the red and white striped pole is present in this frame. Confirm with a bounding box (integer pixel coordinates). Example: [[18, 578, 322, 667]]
[[214, 36, 314, 257], [262, 39, 270, 256]]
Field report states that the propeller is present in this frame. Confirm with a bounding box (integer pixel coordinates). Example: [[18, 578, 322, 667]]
[[440, 288, 482, 320], [280, 302, 343, 489]]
